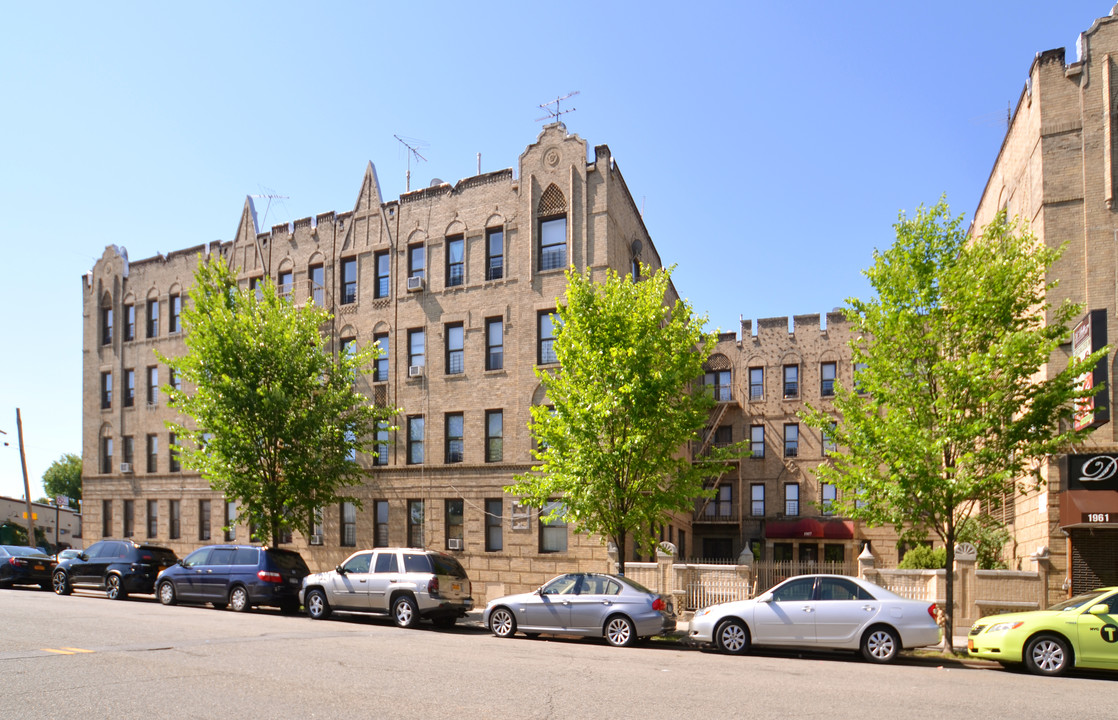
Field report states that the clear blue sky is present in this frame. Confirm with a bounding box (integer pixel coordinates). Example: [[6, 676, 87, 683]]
[[0, 1, 1110, 502]]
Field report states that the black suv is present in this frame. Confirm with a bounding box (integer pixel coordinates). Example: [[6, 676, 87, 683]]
[[155, 545, 310, 613], [53, 539, 178, 600]]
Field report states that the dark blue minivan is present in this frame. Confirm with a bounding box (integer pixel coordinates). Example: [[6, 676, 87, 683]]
[[155, 545, 310, 613]]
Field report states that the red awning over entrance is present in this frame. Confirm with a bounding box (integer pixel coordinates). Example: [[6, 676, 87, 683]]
[[765, 518, 855, 539]]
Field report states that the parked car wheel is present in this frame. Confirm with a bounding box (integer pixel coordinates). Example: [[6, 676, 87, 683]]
[[604, 615, 636, 647], [392, 595, 419, 628], [229, 585, 251, 612], [52, 570, 71, 596], [305, 589, 331, 620], [158, 580, 177, 606], [489, 607, 517, 638], [1024, 634, 1071, 677], [861, 626, 899, 663], [105, 574, 127, 600], [715, 618, 750, 655]]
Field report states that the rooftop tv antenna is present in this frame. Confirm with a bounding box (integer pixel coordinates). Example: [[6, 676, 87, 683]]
[[249, 190, 290, 230], [395, 135, 428, 192], [536, 91, 580, 122]]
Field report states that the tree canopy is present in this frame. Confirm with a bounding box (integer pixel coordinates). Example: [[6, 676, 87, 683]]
[[42, 453, 82, 507], [507, 264, 745, 567], [803, 199, 1106, 648], [161, 256, 395, 546]]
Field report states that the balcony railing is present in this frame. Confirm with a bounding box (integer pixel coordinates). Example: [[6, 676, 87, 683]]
[[693, 501, 740, 523]]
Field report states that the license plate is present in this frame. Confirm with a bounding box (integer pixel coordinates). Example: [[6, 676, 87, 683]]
[[289, 578, 298, 585], [33, 565, 44, 571], [452, 583, 461, 592]]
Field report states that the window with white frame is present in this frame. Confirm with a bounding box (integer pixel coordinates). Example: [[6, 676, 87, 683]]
[[750, 425, 764, 458], [751, 484, 765, 517], [539, 501, 568, 553], [785, 483, 800, 516]]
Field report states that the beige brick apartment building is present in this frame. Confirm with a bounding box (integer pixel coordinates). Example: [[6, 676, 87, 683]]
[[82, 124, 685, 601], [968, 6, 1118, 601]]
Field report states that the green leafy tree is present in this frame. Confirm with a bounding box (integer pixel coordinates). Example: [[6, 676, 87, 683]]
[[42, 453, 82, 507], [898, 545, 946, 570], [160, 256, 396, 546], [507, 265, 746, 569], [803, 200, 1105, 650]]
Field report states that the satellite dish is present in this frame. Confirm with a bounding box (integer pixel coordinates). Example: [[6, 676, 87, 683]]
[[430, 178, 446, 187]]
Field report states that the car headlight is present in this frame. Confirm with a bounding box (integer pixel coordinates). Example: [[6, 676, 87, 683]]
[[986, 621, 1024, 633], [693, 607, 711, 619]]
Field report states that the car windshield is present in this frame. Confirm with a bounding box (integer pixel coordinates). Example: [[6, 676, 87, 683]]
[[1050, 590, 1110, 611], [430, 554, 467, 579], [2, 545, 49, 557]]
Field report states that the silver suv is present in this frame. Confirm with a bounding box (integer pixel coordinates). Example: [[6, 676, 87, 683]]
[[301, 548, 473, 628]]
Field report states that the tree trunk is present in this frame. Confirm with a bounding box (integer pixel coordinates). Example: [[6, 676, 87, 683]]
[[615, 532, 626, 577], [943, 525, 956, 654]]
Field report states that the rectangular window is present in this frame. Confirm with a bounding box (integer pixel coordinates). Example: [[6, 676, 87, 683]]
[[408, 243, 425, 280], [124, 304, 135, 342], [485, 499, 503, 552], [445, 499, 464, 550], [539, 500, 568, 553], [122, 435, 134, 467], [169, 500, 181, 539], [486, 317, 503, 370], [705, 370, 731, 402], [169, 432, 180, 472], [102, 499, 113, 537], [374, 500, 389, 547], [824, 544, 845, 563], [408, 328, 425, 368], [340, 257, 357, 304], [821, 361, 836, 397], [224, 500, 237, 541], [101, 371, 112, 410], [123, 368, 135, 408], [101, 306, 113, 346], [749, 367, 764, 400], [854, 362, 868, 394], [170, 368, 182, 392], [408, 500, 424, 548], [146, 434, 159, 473], [823, 421, 838, 454], [486, 227, 504, 280], [446, 235, 464, 287], [198, 499, 211, 541], [486, 410, 503, 463], [147, 298, 159, 338], [123, 500, 134, 538], [445, 413, 463, 463], [309, 264, 324, 306], [751, 484, 765, 517], [374, 421, 389, 466], [374, 251, 390, 299], [538, 311, 557, 365], [785, 483, 800, 516], [101, 437, 113, 474], [341, 502, 356, 547], [446, 323, 464, 374], [407, 416, 424, 465], [311, 506, 324, 542], [784, 423, 799, 458], [539, 216, 566, 271], [146, 366, 159, 406], [373, 332, 389, 382], [146, 499, 158, 538], [704, 484, 732, 518], [750, 425, 765, 458], [277, 271, 293, 300], [783, 364, 799, 398], [169, 293, 182, 332], [822, 484, 837, 516], [249, 276, 262, 301]]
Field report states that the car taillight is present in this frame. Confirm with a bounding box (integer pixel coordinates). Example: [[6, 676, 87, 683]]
[[258, 570, 283, 583], [927, 603, 938, 620], [652, 597, 666, 612], [7, 558, 18, 566], [141, 554, 152, 562], [428, 577, 439, 597]]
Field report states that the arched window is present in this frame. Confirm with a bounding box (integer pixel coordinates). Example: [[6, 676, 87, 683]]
[[538, 184, 567, 271]]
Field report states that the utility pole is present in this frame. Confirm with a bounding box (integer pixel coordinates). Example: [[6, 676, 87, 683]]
[[16, 409, 35, 547]]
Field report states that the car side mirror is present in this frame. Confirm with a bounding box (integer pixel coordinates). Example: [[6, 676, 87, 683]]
[[757, 592, 773, 603], [1089, 604, 1110, 616], [336, 565, 346, 575], [533, 587, 542, 595], [79, 553, 89, 561]]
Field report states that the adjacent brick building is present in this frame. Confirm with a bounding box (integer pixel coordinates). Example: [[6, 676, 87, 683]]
[[970, 6, 1118, 600]]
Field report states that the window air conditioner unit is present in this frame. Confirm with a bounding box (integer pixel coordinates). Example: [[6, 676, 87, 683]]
[[406, 276, 425, 292], [120, 462, 133, 474], [408, 365, 424, 378], [447, 538, 463, 550], [309, 534, 324, 546]]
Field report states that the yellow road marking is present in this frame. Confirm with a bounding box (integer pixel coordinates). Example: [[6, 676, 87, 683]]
[[60, 647, 94, 653], [41, 647, 94, 655]]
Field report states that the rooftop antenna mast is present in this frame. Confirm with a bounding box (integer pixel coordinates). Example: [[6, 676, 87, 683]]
[[395, 135, 428, 192], [536, 91, 580, 123], [249, 191, 290, 231]]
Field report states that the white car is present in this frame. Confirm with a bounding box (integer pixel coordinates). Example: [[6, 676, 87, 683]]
[[688, 574, 941, 663]]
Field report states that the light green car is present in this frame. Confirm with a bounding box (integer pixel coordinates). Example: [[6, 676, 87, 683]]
[[967, 587, 1118, 676]]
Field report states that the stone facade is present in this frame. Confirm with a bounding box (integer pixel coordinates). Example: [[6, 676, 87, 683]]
[[81, 124, 682, 603], [970, 6, 1118, 601]]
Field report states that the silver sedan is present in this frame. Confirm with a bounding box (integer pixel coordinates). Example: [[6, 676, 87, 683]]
[[688, 574, 941, 662], [483, 572, 674, 647]]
